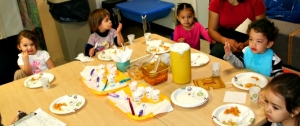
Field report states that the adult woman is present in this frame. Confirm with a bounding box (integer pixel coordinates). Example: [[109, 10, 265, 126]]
[[208, 0, 266, 59]]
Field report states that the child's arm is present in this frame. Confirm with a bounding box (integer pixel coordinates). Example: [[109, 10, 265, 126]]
[[116, 23, 124, 46], [46, 58, 55, 69], [20, 51, 32, 75], [223, 42, 244, 68]]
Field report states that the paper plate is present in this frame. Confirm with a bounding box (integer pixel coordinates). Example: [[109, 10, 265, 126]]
[[98, 49, 122, 61], [49, 94, 85, 114], [191, 53, 209, 67], [171, 86, 209, 108], [146, 42, 171, 54], [232, 72, 268, 90], [212, 103, 255, 126], [24, 73, 54, 88]]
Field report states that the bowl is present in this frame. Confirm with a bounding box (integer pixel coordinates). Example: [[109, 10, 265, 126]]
[[126, 64, 144, 80], [141, 61, 169, 85]]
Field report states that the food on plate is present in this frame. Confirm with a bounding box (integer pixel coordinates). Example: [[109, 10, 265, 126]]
[[224, 106, 240, 116], [29, 73, 43, 84], [149, 46, 157, 53], [53, 103, 67, 111], [222, 119, 238, 126], [245, 83, 258, 88], [251, 76, 259, 81], [163, 45, 169, 51]]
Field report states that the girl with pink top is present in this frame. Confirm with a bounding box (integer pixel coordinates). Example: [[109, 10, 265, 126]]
[[174, 3, 213, 50]]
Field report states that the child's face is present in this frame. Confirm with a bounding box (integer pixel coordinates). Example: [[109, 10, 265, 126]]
[[248, 29, 273, 54], [264, 88, 291, 123], [17, 37, 37, 55], [98, 15, 112, 32], [177, 9, 195, 29]]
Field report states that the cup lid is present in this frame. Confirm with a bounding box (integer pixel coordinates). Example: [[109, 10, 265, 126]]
[[170, 43, 190, 55]]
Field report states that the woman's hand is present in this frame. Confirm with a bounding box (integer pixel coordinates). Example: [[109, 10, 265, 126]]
[[226, 39, 240, 53], [224, 41, 231, 56], [178, 38, 185, 42], [89, 48, 95, 57], [116, 23, 122, 33]]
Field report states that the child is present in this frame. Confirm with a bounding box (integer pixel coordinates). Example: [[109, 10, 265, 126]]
[[263, 73, 300, 126], [224, 19, 283, 77], [85, 9, 124, 57], [14, 30, 55, 80], [174, 3, 213, 50]]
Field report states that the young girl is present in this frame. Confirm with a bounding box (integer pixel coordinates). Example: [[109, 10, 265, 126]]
[[85, 9, 124, 57], [224, 19, 283, 77], [174, 3, 213, 50], [263, 73, 300, 126], [14, 30, 55, 80]]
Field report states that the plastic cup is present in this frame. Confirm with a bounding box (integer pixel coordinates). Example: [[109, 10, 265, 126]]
[[144, 32, 151, 42], [40, 77, 50, 90], [136, 86, 145, 98], [211, 62, 220, 76], [116, 60, 130, 72], [129, 81, 137, 93], [132, 91, 141, 103], [249, 86, 261, 103], [127, 34, 135, 44], [151, 89, 160, 102], [145, 87, 153, 99]]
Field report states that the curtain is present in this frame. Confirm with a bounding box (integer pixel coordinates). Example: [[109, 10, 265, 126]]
[[17, 0, 47, 50]]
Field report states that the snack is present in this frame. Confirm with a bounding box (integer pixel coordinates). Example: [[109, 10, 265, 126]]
[[222, 119, 238, 126], [29, 73, 43, 84], [245, 83, 258, 88], [251, 76, 259, 81], [141, 61, 169, 85], [53, 103, 67, 111], [224, 106, 240, 116]]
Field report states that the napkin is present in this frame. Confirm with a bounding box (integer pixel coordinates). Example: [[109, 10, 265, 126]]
[[111, 46, 133, 62], [235, 18, 252, 34], [223, 91, 247, 104], [75, 53, 94, 62], [108, 90, 173, 116], [146, 40, 162, 46]]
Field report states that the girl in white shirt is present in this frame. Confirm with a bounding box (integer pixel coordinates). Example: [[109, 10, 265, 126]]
[[14, 30, 55, 80]]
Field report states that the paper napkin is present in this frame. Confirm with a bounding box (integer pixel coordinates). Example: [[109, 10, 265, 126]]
[[108, 90, 173, 116], [223, 91, 247, 104], [75, 53, 94, 62], [235, 18, 252, 34]]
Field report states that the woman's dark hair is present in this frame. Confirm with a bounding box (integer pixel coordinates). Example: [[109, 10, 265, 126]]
[[88, 9, 110, 32], [17, 30, 38, 49], [266, 73, 300, 114], [176, 3, 197, 25], [247, 18, 279, 42]]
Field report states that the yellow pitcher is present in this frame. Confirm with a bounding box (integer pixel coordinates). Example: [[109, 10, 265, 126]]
[[170, 43, 191, 84]]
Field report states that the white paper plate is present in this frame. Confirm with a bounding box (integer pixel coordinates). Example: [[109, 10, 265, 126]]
[[50, 94, 85, 114], [191, 53, 209, 67], [98, 49, 122, 61], [171, 86, 209, 108], [146, 42, 171, 54], [24, 73, 54, 88], [232, 72, 268, 90], [212, 103, 255, 126]]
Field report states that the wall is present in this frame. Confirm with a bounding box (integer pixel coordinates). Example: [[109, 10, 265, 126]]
[[36, 0, 97, 64]]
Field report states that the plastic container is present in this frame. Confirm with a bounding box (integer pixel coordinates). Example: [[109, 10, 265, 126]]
[[115, 0, 174, 23], [126, 64, 144, 80], [141, 61, 169, 85]]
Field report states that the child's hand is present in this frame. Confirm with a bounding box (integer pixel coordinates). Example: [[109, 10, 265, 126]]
[[116, 23, 122, 33], [178, 38, 185, 42], [89, 48, 95, 57], [226, 39, 239, 53], [109, 42, 114, 48], [22, 51, 29, 62], [224, 41, 231, 56]]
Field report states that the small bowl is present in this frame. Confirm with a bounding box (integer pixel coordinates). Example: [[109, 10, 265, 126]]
[[126, 64, 144, 80]]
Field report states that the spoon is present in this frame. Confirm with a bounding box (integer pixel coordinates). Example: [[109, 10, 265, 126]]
[[150, 57, 161, 73]]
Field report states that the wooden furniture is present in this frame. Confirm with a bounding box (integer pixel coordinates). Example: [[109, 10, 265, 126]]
[[0, 61, 165, 126], [0, 34, 267, 126], [84, 34, 267, 126]]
